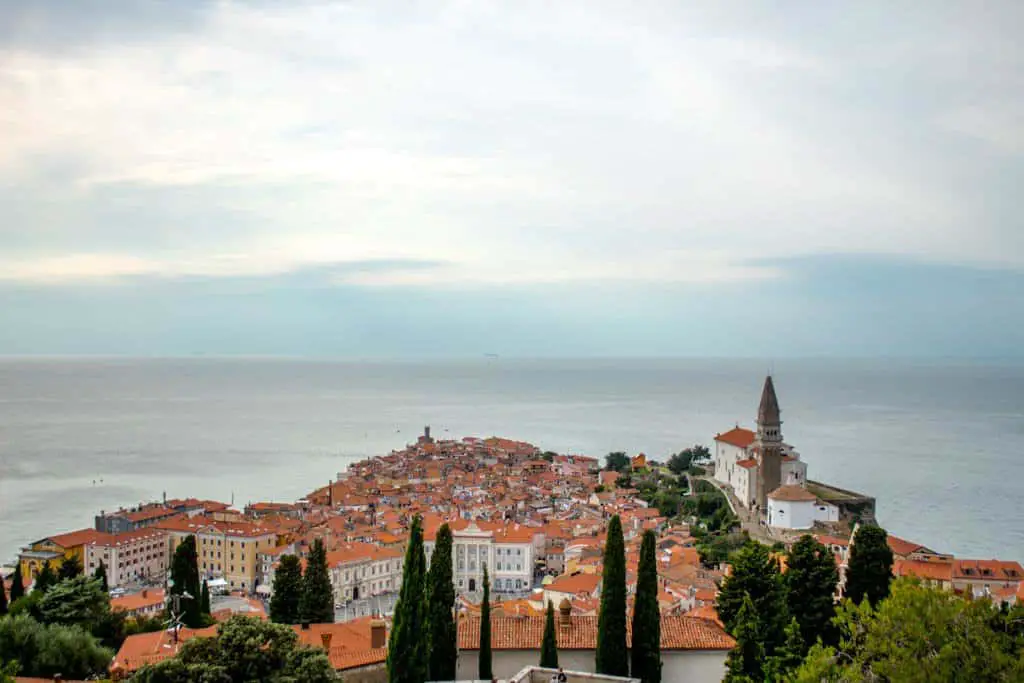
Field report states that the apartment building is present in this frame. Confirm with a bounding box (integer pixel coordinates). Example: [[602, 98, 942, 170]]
[[157, 516, 277, 593], [84, 528, 168, 589]]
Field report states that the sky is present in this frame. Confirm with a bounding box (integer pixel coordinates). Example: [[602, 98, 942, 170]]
[[1, 1, 1022, 357]]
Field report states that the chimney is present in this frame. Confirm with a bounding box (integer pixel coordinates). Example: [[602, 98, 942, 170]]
[[53, 676, 63, 682], [301, 622, 310, 630], [558, 599, 572, 629], [370, 619, 387, 649], [321, 632, 332, 649], [142, 589, 148, 598]]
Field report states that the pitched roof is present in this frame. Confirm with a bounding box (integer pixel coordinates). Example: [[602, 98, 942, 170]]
[[893, 559, 953, 582], [758, 375, 781, 425], [111, 625, 219, 672], [457, 615, 734, 651], [735, 458, 757, 470], [112, 588, 166, 613], [767, 485, 817, 502], [546, 573, 601, 595], [43, 528, 112, 549], [886, 535, 933, 557], [952, 559, 1024, 582], [714, 427, 756, 449]]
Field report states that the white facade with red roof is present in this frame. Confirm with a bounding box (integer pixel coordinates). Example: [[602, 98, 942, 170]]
[[84, 528, 168, 589]]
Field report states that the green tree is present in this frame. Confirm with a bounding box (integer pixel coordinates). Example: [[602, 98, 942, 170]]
[[795, 579, 1024, 682], [426, 524, 456, 681], [170, 535, 203, 628], [33, 564, 55, 594], [58, 554, 82, 580], [605, 451, 630, 472], [93, 560, 109, 592], [540, 600, 559, 669], [270, 555, 303, 625], [0, 614, 113, 680], [0, 660, 17, 683], [479, 564, 493, 680], [845, 525, 894, 607], [716, 541, 788, 656], [8, 567, 24, 603], [0, 575, 7, 617], [133, 615, 337, 683], [387, 514, 427, 683], [724, 595, 764, 683], [596, 515, 628, 676], [37, 575, 109, 629], [784, 535, 839, 649], [763, 617, 805, 681], [300, 539, 334, 624], [631, 529, 661, 683]]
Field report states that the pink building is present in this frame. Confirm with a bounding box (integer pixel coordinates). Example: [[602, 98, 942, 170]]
[[85, 528, 169, 589]]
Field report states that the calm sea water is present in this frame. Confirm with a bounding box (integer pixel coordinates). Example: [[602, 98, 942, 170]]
[[0, 358, 1021, 564]]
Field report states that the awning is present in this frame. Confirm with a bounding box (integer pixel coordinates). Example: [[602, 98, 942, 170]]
[[255, 584, 272, 595], [206, 578, 229, 588]]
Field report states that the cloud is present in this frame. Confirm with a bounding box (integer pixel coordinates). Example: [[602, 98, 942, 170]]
[[0, 0, 1022, 293]]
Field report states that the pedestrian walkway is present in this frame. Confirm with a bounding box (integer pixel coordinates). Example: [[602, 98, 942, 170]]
[[697, 476, 779, 545]]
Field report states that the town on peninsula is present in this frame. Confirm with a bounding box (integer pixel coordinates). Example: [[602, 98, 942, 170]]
[[2, 376, 1022, 682]]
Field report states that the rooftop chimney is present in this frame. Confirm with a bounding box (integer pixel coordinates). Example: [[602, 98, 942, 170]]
[[370, 619, 387, 649], [301, 622, 310, 630], [559, 599, 572, 629], [142, 589, 148, 598], [320, 632, 332, 649]]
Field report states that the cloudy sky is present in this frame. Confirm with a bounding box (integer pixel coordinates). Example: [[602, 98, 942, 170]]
[[2, 1, 1021, 357]]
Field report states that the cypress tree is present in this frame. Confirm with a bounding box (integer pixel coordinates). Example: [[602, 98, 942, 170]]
[[845, 525, 894, 607], [9, 565, 24, 603], [426, 524, 456, 681], [0, 573, 7, 616], [270, 554, 304, 624], [763, 617, 805, 681], [540, 600, 559, 669], [387, 514, 427, 683], [94, 560, 109, 593], [59, 554, 82, 580], [631, 529, 661, 683], [785, 535, 839, 649], [34, 563, 55, 594], [596, 515, 628, 676], [716, 541, 789, 656], [201, 579, 211, 617], [169, 535, 202, 628], [479, 564, 493, 681], [724, 594, 765, 683], [300, 539, 334, 624]]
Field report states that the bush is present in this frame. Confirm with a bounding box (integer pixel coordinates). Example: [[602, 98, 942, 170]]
[[0, 615, 112, 680]]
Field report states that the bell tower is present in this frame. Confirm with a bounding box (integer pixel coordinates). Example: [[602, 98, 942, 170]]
[[754, 375, 784, 510]]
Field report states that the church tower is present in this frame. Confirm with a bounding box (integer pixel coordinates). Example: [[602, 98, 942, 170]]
[[754, 375, 784, 510]]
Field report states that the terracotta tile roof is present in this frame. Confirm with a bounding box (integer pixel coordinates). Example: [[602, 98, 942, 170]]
[[715, 427, 756, 449], [893, 559, 953, 582], [952, 559, 1024, 582], [87, 527, 166, 547], [457, 615, 733, 651], [44, 528, 112, 549], [886, 535, 931, 557], [111, 625, 219, 672], [767, 485, 817, 502], [735, 458, 757, 469], [546, 573, 601, 595], [112, 588, 166, 613], [685, 604, 724, 627]]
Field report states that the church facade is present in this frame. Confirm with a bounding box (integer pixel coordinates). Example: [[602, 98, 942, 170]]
[[713, 377, 811, 512]]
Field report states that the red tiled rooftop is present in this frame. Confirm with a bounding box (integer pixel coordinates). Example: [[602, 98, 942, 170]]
[[714, 427, 756, 449], [457, 615, 734, 651]]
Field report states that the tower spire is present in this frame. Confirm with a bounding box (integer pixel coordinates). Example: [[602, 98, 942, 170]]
[[757, 375, 781, 428]]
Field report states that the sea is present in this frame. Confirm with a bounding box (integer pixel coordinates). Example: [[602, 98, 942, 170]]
[[1, 357, 1021, 565]]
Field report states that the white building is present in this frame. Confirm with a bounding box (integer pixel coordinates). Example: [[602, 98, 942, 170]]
[[766, 485, 839, 530], [84, 528, 168, 589], [327, 543, 404, 603], [424, 521, 535, 595]]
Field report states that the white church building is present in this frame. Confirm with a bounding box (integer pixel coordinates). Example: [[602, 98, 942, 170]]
[[712, 377, 836, 531]]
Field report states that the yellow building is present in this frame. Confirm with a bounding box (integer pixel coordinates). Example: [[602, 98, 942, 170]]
[[19, 528, 110, 582], [157, 516, 277, 593]]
